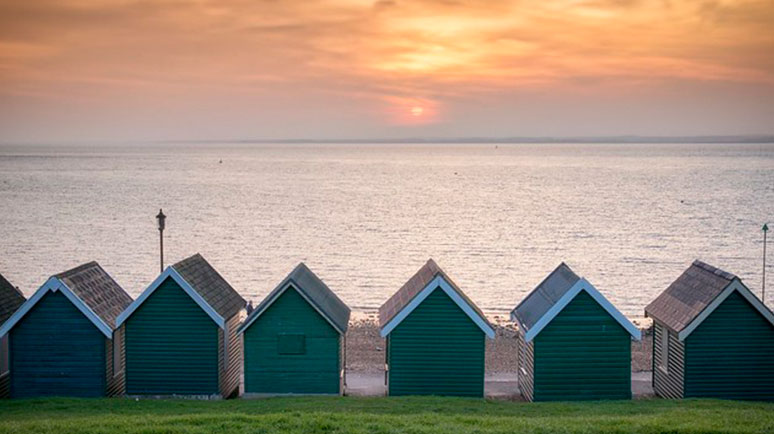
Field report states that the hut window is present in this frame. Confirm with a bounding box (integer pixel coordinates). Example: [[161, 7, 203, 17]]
[[278, 334, 306, 355], [0, 335, 8, 375], [658, 326, 669, 372]]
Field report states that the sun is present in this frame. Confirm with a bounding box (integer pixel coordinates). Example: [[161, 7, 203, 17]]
[[410, 106, 424, 116]]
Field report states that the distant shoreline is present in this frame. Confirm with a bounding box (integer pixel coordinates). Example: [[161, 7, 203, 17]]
[[3, 135, 774, 147]]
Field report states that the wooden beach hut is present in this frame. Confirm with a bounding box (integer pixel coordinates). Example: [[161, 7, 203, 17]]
[[645, 260, 774, 400], [116, 253, 245, 398], [0, 262, 132, 398], [511, 263, 641, 401], [379, 259, 495, 397], [238, 263, 350, 395], [0, 273, 26, 398]]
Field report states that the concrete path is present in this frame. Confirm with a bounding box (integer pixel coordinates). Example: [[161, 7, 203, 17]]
[[345, 371, 654, 400]]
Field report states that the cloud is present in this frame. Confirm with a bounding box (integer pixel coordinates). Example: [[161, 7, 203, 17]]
[[0, 0, 772, 140]]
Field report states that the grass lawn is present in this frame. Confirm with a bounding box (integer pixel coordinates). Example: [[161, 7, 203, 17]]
[[0, 396, 772, 433]]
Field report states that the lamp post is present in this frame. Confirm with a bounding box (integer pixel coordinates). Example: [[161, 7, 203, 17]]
[[761, 223, 769, 304], [157, 209, 166, 273]]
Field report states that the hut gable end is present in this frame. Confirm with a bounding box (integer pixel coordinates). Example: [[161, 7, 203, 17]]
[[378, 259, 494, 339]]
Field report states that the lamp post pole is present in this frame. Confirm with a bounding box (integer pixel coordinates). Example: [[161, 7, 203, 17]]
[[761, 223, 769, 304], [157, 209, 166, 273]]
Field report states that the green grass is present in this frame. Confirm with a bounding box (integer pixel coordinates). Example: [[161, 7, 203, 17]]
[[0, 396, 772, 433]]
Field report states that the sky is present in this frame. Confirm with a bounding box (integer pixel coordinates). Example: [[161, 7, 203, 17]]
[[1, 0, 773, 143]]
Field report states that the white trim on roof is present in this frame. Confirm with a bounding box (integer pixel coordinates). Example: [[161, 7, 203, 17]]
[[0, 277, 113, 338], [116, 266, 225, 329], [237, 281, 345, 336], [678, 278, 774, 341], [521, 278, 641, 343], [379, 275, 495, 339]]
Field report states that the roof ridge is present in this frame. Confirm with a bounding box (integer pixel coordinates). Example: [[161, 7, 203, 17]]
[[692, 259, 737, 281], [512, 262, 580, 316], [54, 261, 101, 279]]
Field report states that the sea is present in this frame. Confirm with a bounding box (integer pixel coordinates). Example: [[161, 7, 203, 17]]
[[1, 142, 772, 319]]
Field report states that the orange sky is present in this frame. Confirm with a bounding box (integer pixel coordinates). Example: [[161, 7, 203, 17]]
[[1, 0, 773, 142]]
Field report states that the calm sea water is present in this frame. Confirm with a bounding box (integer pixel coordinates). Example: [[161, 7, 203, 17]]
[[0, 142, 772, 318]]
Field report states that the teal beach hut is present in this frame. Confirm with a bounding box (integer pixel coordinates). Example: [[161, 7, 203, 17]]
[[379, 259, 495, 397], [645, 260, 774, 400], [0, 273, 26, 398], [511, 263, 641, 401], [117, 254, 245, 398], [0, 262, 132, 398], [238, 263, 350, 395]]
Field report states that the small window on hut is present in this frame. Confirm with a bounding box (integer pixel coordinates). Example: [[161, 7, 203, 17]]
[[658, 326, 669, 373], [278, 334, 306, 355]]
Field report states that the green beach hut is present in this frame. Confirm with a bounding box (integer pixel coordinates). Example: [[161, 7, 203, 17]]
[[238, 263, 351, 395], [117, 253, 246, 398], [645, 260, 774, 400], [0, 262, 132, 398], [511, 263, 641, 401], [379, 259, 495, 397], [0, 273, 26, 398]]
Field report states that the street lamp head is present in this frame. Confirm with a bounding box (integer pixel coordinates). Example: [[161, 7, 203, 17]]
[[764, 223, 769, 232], [156, 209, 166, 231]]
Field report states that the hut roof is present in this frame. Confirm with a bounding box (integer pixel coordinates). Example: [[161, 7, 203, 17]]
[[0, 273, 25, 326], [645, 260, 774, 340], [172, 254, 246, 321], [55, 262, 133, 329], [0, 262, 132, 338], [238, 263, 351, 335], [117, 253, 245, 330], [378, 259, 494, 338], [511, 262, 640, 342]]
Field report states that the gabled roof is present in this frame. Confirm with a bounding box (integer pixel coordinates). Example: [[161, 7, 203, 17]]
[[378, 259, 495, 339], [0, 273, 26, 326], [173, 254, 246, 320], [117, 254, 245, 329], [511, 263, 641, 342], [238, 263, 351, 335], [0, 262, 132, 338], [645, 260, 774, 340]]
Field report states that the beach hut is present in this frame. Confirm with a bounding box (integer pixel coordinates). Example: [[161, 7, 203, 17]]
[[379, 259, 495, 397], [511, 263, 641, 401], [116, 253, 245, 398], [645, 260, 774, 400], [0, 262, 132, 398], [0, 273, 26, 398], [238, 263, 350, 395]]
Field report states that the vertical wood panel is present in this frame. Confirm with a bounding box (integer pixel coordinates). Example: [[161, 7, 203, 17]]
[[388, 287, 485, 397], [684, 291, 774, 400], [532, 291, 631, 401], [244, 288, 340, 394], [125, 277, 219, 396], [652, 321, 684, 399], [9, 291, 106, 398]]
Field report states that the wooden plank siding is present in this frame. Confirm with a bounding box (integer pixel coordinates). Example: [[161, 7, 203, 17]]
[[387, 287, 485, 397], [106, 326, 126, 397], [652, 321, 684, 399], [0, 335, 9, 399], [125, 277, 219, 396], [9, 291, 106, 398], [683, 291, 774, 400], [0, 372, 8, 399], [218, 314, 241, 398], [518, 334, 535, 401], [243, 288, 341, 395], [532, 291, 631, 401]]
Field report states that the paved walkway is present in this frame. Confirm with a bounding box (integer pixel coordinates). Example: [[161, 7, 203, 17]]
[[345, 371, 654, 400]]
